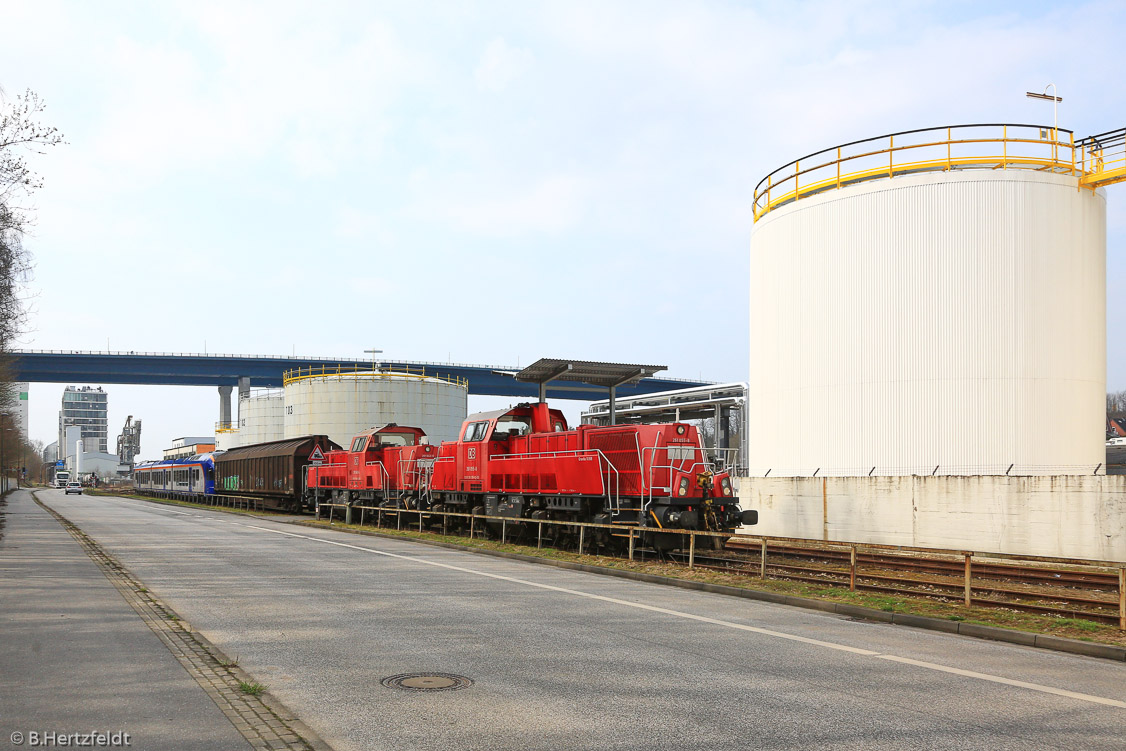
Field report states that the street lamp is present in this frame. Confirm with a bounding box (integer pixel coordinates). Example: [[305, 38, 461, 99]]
[[1026, 84, 1062, 136], [364, 348, 383, 373], [0, 412, 9, 493]]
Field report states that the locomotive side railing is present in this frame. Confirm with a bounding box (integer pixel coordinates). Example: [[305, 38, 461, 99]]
[[488, 449, 622, 517], [417, 455, 455, 506], [397, 456, 435, 498], [363, 460, 390, 492]]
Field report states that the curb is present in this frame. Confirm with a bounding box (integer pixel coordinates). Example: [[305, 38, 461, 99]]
[[124, 492, 1126, 663]]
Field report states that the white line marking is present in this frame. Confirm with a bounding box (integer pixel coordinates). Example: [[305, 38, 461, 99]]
[[234, 522, 1126, 708], [876, 655, 1126, 708], [90, 495, 198, 516]]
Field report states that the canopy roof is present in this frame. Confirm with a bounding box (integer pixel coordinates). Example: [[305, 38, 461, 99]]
[[513, 358, 666, 389]]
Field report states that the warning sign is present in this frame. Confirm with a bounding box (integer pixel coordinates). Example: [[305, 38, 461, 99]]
[[308, 445, 325, 464]]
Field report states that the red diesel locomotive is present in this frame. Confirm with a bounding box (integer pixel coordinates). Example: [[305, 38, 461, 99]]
[[305, 424, 438, 510], [304, 402, 757, 549]]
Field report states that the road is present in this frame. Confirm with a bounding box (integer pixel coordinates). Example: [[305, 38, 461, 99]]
[[31, 489, 1126, 751]]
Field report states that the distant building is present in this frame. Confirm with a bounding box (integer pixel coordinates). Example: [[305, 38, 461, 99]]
[[11, 382, 28, 438], [162, 436, 216, 460], [42, 441, 58, 465], [74, 450, 129, 481], [116, 416, 142, 469], [63, 425, 82, 465], [59, 386, 108, 454]]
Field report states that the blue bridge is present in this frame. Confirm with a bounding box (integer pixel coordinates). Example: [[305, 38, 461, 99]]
[[12, 350, 709, 424]]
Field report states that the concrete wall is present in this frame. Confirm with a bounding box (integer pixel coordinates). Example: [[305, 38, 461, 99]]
[[737, 474, 1126, 561]]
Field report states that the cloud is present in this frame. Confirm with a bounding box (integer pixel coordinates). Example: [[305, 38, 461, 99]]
[[413, 171, 589, 236], [474, 38, 534, 93]]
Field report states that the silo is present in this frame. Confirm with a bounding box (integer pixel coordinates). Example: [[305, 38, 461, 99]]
[[748, 125, 1107, 476], [238, 389, 285, 445], [283, 368, 468, 448]]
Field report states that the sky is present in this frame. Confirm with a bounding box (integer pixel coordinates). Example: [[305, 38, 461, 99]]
[[1, 0, 1124, 459]]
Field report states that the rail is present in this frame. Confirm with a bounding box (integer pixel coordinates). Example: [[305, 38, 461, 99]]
[[751, 123, 1126, 222], [214, 421, 238, 434], [282, 364, 469, 389]]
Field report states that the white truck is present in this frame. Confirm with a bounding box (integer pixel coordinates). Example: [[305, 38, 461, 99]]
[[54, 470, 71, 488]]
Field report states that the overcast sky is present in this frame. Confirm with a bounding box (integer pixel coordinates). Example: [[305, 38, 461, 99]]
[[2, 0, 1124, 458]]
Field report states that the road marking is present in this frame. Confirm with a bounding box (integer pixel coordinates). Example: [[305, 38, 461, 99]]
[[95, 496, 197, 516], [235, 522, 1126, 708]]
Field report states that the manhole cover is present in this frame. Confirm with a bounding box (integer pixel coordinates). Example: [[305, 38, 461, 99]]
[[381, 673, 473, 692]]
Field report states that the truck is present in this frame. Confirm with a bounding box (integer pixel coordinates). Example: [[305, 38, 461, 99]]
[[54, 470, 71, 488]]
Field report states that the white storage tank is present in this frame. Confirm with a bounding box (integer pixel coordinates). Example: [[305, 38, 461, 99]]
[[748, 125, 1107, 477], [238, 389, 285, 445], [283, 368, 468, 448], [214, 426, 240, 451]]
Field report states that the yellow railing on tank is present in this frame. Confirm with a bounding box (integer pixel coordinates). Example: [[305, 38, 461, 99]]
[[282, 364, 469, 389], [215, 421, 238, 433], [1077, 127, 1126, 190], [752, 123, 1087, 222]]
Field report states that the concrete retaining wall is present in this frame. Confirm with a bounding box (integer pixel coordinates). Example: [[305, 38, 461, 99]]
[[737, 475, 1126, 561]]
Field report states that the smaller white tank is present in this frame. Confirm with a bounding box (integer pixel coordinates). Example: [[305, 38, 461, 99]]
[[214, 427, 240, 451], [283, 367, 468, 448], [238, 389, 285, 445]]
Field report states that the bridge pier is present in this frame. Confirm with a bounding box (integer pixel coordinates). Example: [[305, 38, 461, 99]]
[[218, 386, 233, 427]]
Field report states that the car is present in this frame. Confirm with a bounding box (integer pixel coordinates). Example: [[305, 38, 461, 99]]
[[64, 481, 83, 495]]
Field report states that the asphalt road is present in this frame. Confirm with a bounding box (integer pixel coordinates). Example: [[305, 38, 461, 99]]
[[35, 489, 1126, 751]]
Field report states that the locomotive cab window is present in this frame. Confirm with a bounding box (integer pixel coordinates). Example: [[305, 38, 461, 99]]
[[463, 421, 489, 441], [350, 437, 368, 452], [493, 416, 531, 439], [376, 433, 412, 447]]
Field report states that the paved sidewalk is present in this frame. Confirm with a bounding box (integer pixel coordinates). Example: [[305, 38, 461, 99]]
[[0, 489, 253, 751]]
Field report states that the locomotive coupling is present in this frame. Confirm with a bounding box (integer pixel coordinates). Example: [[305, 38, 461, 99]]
[[695, 471, 714, 490]]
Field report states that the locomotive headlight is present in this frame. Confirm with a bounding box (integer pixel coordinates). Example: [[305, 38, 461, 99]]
[[676, 425, 686, 435], [678, 477, 689, 496], [721, 477, 732, 496]]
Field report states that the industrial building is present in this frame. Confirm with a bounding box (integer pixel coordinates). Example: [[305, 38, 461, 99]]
[[741, 122, 1126, 559], [58, 386, 108, 454], [162, 436, 215, 460]]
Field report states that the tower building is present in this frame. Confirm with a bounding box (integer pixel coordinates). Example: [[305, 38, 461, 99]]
[[59, 386, 109, 455]]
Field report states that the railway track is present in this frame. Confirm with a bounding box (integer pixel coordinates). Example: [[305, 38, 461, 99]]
[[689, 545, 1124, 626]]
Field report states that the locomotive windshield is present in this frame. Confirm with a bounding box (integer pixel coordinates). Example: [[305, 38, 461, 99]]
[[375, 433, 413, 446], [350, 437, 368, 452]]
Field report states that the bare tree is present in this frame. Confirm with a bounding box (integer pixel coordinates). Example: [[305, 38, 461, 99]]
[[0, 88, 64, 411]]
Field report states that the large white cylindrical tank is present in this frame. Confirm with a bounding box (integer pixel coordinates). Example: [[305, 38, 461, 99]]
[[238, 389, 285, 445], [748, 170, 1106, 476], [283, 371, 468, 448]]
